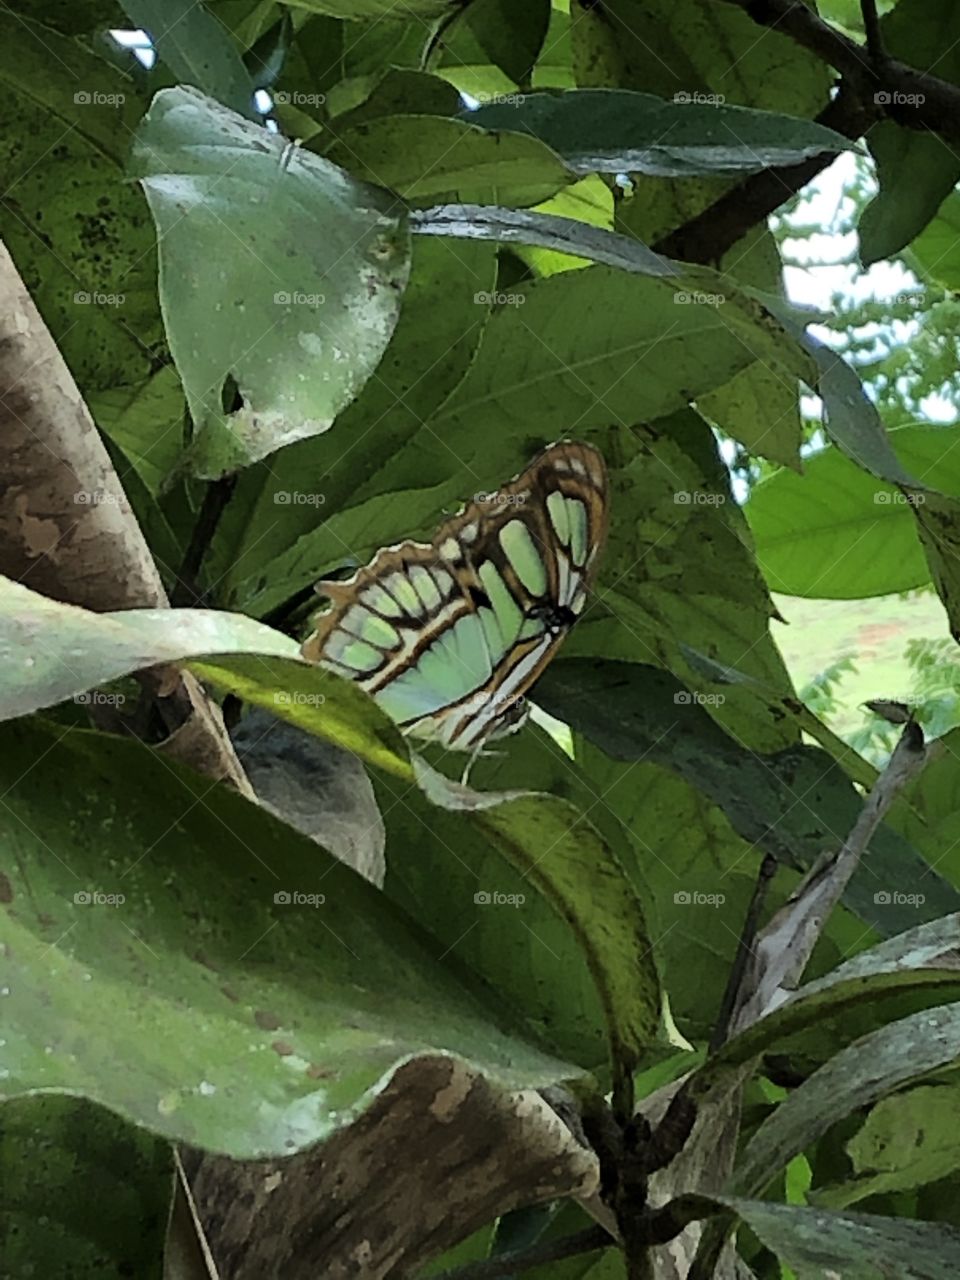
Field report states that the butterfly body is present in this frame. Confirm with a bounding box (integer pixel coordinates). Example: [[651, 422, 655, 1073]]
[[302, 442, 607, 751]]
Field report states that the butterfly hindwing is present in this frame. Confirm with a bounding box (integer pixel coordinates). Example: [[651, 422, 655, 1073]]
[[301, 442, 607, 750]]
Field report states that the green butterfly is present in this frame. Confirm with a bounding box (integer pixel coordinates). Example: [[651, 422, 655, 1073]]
[[302, 442, 608, 752]]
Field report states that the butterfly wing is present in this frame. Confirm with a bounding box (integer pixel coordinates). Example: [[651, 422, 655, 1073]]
[[301, 441, 607, 750]]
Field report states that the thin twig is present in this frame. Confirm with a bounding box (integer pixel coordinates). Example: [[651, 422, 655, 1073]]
[[710, 853, 778, 1053], [729, 720, 927, 1033], [860, 0, 886, 66], [171, 475, 237, 607]]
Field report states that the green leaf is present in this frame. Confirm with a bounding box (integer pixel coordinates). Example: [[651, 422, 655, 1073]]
[[410, 204, 675, 279], [133, 86, 411, 478], [88, 366, 187, 496], [0, 18, 158, 394], [860, 127, 960, 266], [730, 1004, 960, 1198], [196, 662, 661, 1065], [463, 0, 551, 86], [244, 9, 293, 90], [761, 300, 926, 489], [912, 492, 960, 643], [325, 115, 577, 207], [722, 1197, 960, 1280], [0, 1095, 172, 1279], [911, 191, 960, 289], [324, 67, 462, 127], [569, 411, 797, 752], [284, 0, 454, 16], [214, 237, 497, 609], [815, 1083, 960, 1208], [0, 718, 576, 1157], [467, 90, 852, 176], [699, 914, 960, 1074], [0, 11, 145, 164], [699, 226, 801, 471], [515, 175, 616, 276], [745, 427, 960, 598], [192, 653, 411, 780], [0, 576, 300, 723], [121, 0, 257, 117], [430, 267, 764, 437], [859, 0, 960, 264], [536, 658, 960, 935], [570, 0, 830, 118]]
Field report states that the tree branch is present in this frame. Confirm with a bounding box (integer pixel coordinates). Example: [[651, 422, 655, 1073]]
[[657, 0, 960, 263], [723, 0, 960, 142], [652, 88, 875, 264]]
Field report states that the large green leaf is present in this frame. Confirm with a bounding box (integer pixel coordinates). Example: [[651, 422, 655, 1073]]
[[0, 577, 298, 723], [467, 90, 851, 176], [121, 0, 256, 117], [567, 412, 797, 752], [196, 660, 661, 1065], [0, 1094, 172, 1279], [0, 718, 576, 1157], [378, 763, 652, 1071], [745, 427, 960, 598], [325, 116, 577, 207], [536, 658, 960, 934], [133, 86, 411, 478], [430, 267, 768, 438], [213, 237, 498, 605]]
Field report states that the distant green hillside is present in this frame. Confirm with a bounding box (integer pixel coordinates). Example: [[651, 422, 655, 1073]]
[[773, 589, 953, 743]]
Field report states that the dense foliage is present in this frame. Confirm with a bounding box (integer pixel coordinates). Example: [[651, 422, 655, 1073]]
[[3, 1, 960, 1277]]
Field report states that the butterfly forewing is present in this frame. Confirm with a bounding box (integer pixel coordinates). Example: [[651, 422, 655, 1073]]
[[301, 442, 607, 751]]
